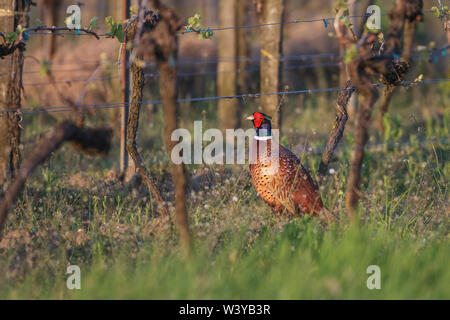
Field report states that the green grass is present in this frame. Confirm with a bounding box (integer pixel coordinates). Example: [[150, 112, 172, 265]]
[[1, 220, 449, 299], [0, 86, 448, 299]]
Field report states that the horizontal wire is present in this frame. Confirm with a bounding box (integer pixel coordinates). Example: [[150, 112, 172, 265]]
[[3, 40, 446, 79], [28, 31, 109, 36], [179, 13, 374, 34], [19, 13, 373, 38], [0, 52, 340, 78], [0, 66, 103, 77], [175, 61, 340, 78], [18, 46, 449, 86], [2, 38, 445, 79], [12, 9, 435, 39], [1, 78, 448, 117], [180, 9, 433, 33], [166, 53, 340, 65], [0, 10, 443, 115], [22, 61, 341, 87]]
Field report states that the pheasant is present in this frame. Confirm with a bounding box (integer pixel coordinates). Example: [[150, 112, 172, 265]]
[[247, 112, 336, 224]]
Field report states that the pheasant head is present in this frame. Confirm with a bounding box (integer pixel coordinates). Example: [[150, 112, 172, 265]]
[[246, 112, 272, 138]]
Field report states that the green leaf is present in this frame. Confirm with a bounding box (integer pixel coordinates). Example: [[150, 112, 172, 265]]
[[431, 6, 441, 18], [187, 13, 201, 29], [111, 23, 117, 35], [333, 0, 348, 12], [186, 13, 214, 40], [5, 32, 18, 44], [199, 29, 214, 40], [105, 16, 125, 43], [88, 17, 99, 31], [17, 25, 26, 34], [115, 24, 125, 43]]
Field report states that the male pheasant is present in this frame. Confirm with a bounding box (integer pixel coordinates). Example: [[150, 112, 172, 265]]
[[247, 112, 336, 224]]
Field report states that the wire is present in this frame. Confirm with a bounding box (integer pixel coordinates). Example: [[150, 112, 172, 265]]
[[179, 9, 434, 34], [0, 66, 104, 77], [17, 46, 450, 86], [0, 52, 340, 78], [180, 13, 378, 34], [18, 13, 373, 38], [16, 9, 435, 38], [28, 31, 108, 36], [171, 53, 340, 65], [1, 78, 448, 117], [4, 40, 447, 79], [175, 61, 341, 78], [22, 61, 341, 87]]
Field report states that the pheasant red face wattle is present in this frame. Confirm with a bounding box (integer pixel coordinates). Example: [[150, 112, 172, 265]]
[[253, 112, 265, 128]]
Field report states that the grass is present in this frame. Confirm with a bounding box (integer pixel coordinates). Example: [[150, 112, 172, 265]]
[[1, 220, 449, 299], [0, 82, 448, 300]]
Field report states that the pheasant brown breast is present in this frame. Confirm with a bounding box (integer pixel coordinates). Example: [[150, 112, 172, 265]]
[[249, 138, 335, 223]]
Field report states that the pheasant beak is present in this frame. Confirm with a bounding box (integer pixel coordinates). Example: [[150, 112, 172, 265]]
[[245, 114, 255, 121]]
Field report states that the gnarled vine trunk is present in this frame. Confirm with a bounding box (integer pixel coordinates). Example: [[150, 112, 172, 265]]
[[0, 0, 30, 183]]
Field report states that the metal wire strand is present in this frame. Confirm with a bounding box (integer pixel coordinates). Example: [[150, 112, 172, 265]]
[[1, 78, 448, 117]]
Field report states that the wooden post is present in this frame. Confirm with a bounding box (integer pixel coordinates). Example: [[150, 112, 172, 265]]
[[0, 0, 15, 184], [41, 0, 62, 61], [217, 0, 238, 135], [120, 0, 131, 173], [255, 0, 285, 130], [236, 0, 250, 96]]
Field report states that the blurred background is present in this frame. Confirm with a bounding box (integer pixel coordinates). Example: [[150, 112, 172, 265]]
[[1, 0, 448, 169]]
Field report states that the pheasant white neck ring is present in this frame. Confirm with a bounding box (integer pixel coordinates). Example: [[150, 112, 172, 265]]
[[255, 135, 273, 141]]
